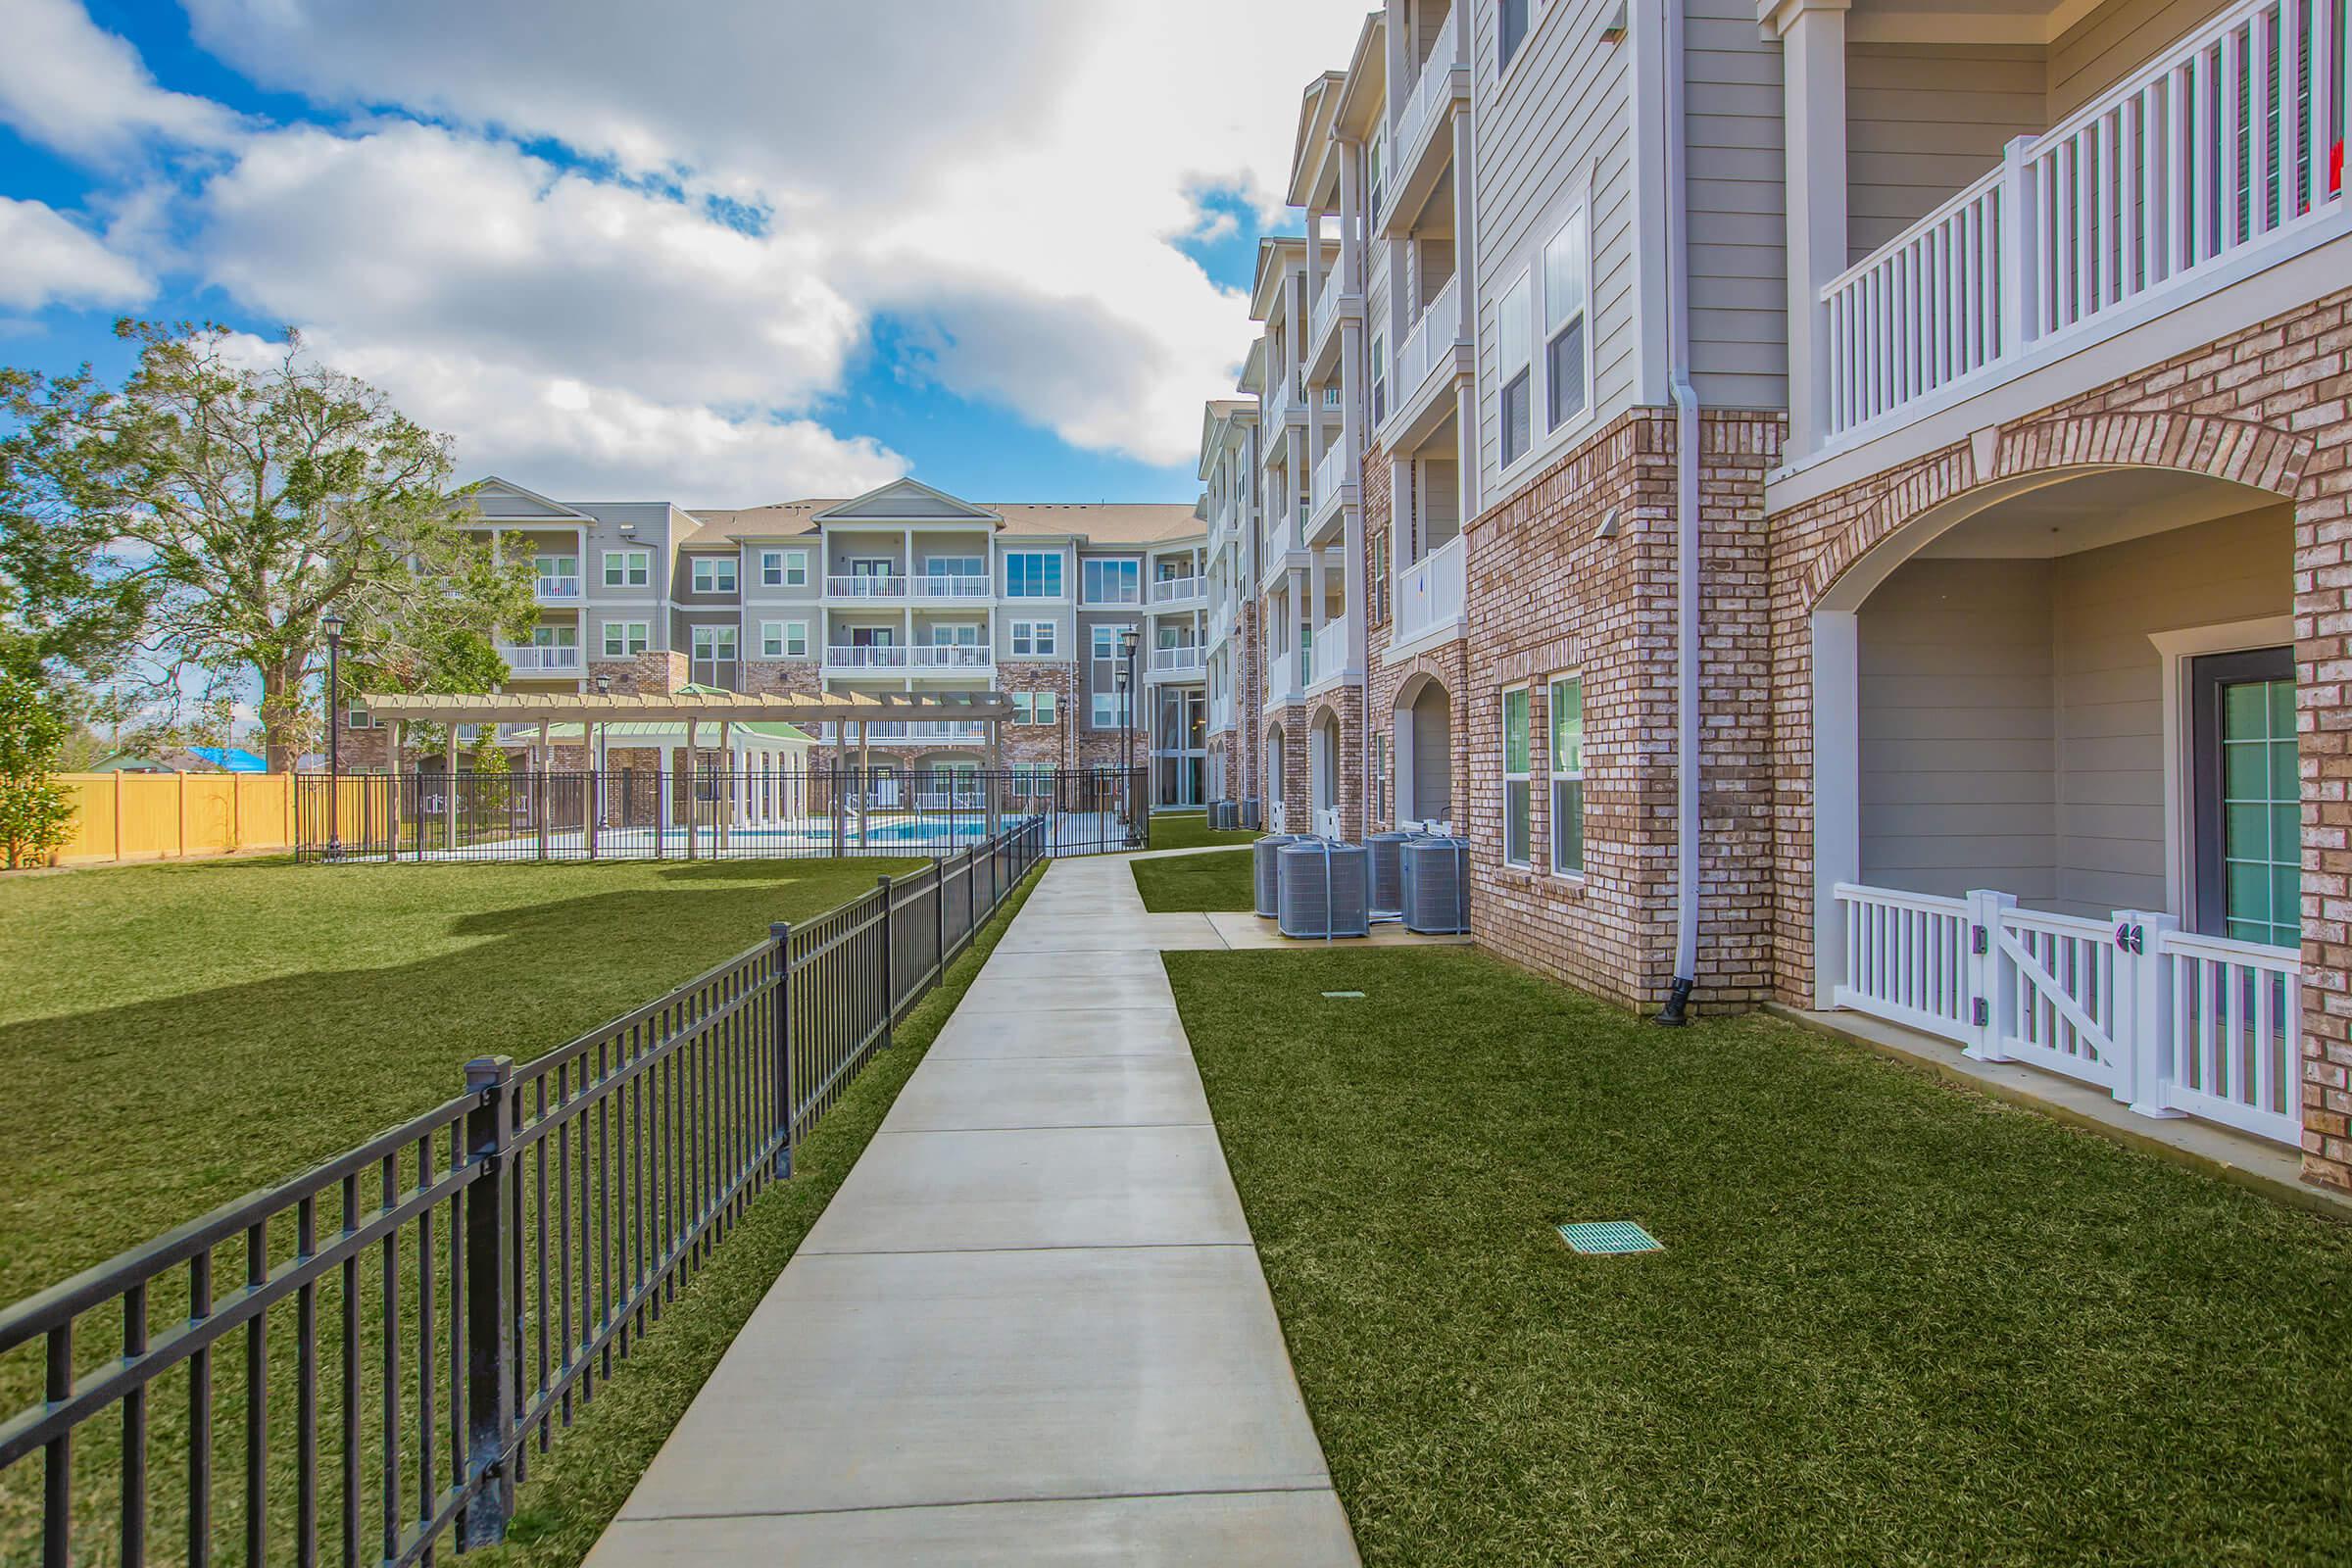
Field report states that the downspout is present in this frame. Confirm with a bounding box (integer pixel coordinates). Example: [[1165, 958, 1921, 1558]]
[[1654, 0, 1701, 1025]]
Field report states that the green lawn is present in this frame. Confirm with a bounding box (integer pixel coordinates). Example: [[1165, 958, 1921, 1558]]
[[1164, 947, 2352, 1567], [0, 855, 915, 1302], [1148, 810, 1259, 852], [1132, 845, 1255, 911]]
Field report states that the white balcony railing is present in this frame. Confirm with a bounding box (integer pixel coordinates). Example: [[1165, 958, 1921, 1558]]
[[1309, 612, 1351, 687], [909, 644, 993, 669], [1394, 4, 1462, 176], [1392, 272, 1463, 413], [906, 574, 992, 599], [1310, 438, 1353, 519], [1308, 270, 1345, 354], [1822, 0, 2348, 446], [1392, 534, 1467, 645], [825, 574, 907, 598], [1263, 365, 1301, 425], [1209, 601, 1234, 649], [533, 573, 582, 602], [1151, 574, 1204, 605], [817, 720, 991, 744], [824, 644, 911, 668], [499, 643, 582, 673], [1151, 645, 1205, 675], [1833, 882, 2303, 1148]]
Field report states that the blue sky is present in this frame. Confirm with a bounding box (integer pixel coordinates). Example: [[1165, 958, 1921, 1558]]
[[0, 0, 1348, 509]]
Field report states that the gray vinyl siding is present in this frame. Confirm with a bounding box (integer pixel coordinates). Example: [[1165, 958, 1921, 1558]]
[[2048, 0, 2232, 120], [1683, 0, 1788, 410], [2048, 507, 2291, 916], [1471, 0, 1640, 504], [1845, 44, 2048, 263], [1859, 559, 2058, 903]]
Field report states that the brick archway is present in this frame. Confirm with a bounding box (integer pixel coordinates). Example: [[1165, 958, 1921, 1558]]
[[1806, 412, 2315, 612]]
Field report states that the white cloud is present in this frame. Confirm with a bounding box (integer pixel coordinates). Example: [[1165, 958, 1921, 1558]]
[[0, 196, 150, 310], [0, 0, 242, 161]]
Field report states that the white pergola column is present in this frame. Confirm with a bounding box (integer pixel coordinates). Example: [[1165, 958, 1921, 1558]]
[[1768, 0, 1850, 458]]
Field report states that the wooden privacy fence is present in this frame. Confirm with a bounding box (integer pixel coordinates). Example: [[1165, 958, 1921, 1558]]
[[43, 774, 311, 867], [0, 817, 1047, 1567]]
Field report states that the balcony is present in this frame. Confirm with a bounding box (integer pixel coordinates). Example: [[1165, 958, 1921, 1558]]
[[824, 644, 912, 669], [1149, 645, 1205, 678], [908, 645, 993, 670], [1307, 612, 1352, 690], [1265, 648, 1307, 710], [1151, 574, 1204, 607], [906, 573, 992, 601], [1263, 365, 1302, 427], [1385, 5, 1465, 235], [824, 574, 907, 600], [532, 573, 582, 604], [1210, 695, 1234, 734], [1390, 534, 1466, 650], [1308, 437, 1356, 538], [1386, 272, 1469, 446], [500, 643, 582, 674], [1814, 0, 2348, 458], [817, 720, 991, 744], [1208, 601, 1234, 650], [1306, 271, 1358, 378]]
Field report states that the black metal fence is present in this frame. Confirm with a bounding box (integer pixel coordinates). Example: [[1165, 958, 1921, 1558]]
[[295, 765, 1145, 863], [0, 817, 1047, 1567]]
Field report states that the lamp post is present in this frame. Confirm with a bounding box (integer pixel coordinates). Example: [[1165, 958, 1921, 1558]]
[[1117, 628, 1141, 845], [321, 611, 346, 861]]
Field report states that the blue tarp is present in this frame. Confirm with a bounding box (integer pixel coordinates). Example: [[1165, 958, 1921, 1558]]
[[186, 746, 268, 773]]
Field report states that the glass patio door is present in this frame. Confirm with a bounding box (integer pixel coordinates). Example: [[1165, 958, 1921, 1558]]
[[2192, 647, 2298, 949]]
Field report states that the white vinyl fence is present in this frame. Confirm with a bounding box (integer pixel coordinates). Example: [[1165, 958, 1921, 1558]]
[[1833, 883, 2304, 1147]]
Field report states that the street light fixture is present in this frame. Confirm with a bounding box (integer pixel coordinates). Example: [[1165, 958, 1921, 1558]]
[[1117, 628, 1141, 845], [321, 611, 347, 861]]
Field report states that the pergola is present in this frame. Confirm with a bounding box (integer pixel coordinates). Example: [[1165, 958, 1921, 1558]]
[[359, 687, 1019, 849]]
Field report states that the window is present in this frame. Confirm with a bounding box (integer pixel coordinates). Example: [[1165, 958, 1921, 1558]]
[[759, 549, 808, 587], [1498, 0, 1532, 73], [1502, 686, 1532, 866], [691, 557, 738, 594], [531, 625, 576, 650], [1497, 272, 1533, 467], [692, 625, 737, 662], [926, 554, 985, 580], [534, 554, 578, 594], [1009, 619, 1057, 657], [1370, 334, 1387, 424], [602, 620, 650, 658], [760, 620, 808, 659], [1082, 557, 1141, 605], [1549, 676, 1584, 875], [1004, 551, 1064, 598], [1012, 691, 1059, 725], [1092, 624, 1133, 662], [2192, 649, 2299, 948], [347, 701, 374, 729], [1368, 134, 1385, 220], [1093, 690, 1132, 728], [1544, 211, 1590, 431], [603, 549, 650, 588]]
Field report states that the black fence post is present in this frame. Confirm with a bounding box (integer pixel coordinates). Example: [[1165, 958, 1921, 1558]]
[[933, 858, 947, 985], [459, 1054, 514, 1547], [769, 921, 793, 1178], [876, 874, 896, 1044]]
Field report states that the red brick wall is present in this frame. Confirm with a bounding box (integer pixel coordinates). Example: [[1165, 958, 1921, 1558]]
[[1462, 408, 1781, 1013], [1764, 284, 2351, 1191]]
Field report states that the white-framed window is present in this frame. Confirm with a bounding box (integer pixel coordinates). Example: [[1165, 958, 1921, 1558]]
[[760, 619, 808, 659], [1496, 270, 1533, 469], [533, 553, 579, 590], [1548, 675, 1584, 875], [759, 549, 808, 588], [603, 549, 650, 588], [1498, 0, 1534, 74], [1004, 551, 1064, 598], [1543, 208, 1590, 432], [601, 620, 650, 658], [926, 553, 986, 579], [1012, 691, 1059, 725], [1370, 333, 1387, 424], [692, 625, 737, 662], [691, 557, 738, 594], [347, 701, 374, 729], [1368, 132, 1386, 220], [1009, 619, 1056, 657], [1082, 557, 1141, 605], [1092, 690, 1132, 728], [1092, 623, 1134, 662], [1502, 685, 1532, 866]]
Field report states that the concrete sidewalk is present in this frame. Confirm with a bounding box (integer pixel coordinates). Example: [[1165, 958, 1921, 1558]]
[[584, 856, 1360, 1566]]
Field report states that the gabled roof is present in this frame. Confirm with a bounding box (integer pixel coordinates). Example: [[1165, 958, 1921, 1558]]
[[811, 477, 1004, 524], [1286, 71, 1348, 209], [461, 476, 593, 522], [1333, 12, 1389, 140], [1249, 235, 1337, 322], [681, 500, 1202, 547], [1198, 399, 1254, 477]]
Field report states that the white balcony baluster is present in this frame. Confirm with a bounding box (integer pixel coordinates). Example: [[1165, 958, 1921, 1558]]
[[1392, 535, 1467, 646]]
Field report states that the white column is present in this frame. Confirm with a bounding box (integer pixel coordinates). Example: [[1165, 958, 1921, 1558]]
[[1455, 379, 1479, 526], [1450, 111, 1475, 344], [1338, 143, 1362, 297], [1810, 610, 1859, 1009], [1772, 0, 1851, 457], [1305, 209, 1326, 318]]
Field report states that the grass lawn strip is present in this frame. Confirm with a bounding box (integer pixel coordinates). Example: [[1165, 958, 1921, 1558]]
[[1132, 845, 1254, 911], [0, 856, 918, 1303], [1165, 945, 2352, 1567], [1148, 811, 1259, 852], [474, 862, 1046, 1565]]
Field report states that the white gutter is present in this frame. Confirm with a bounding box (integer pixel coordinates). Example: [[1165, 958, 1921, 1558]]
[[1657, 0, 1701, 1024]]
